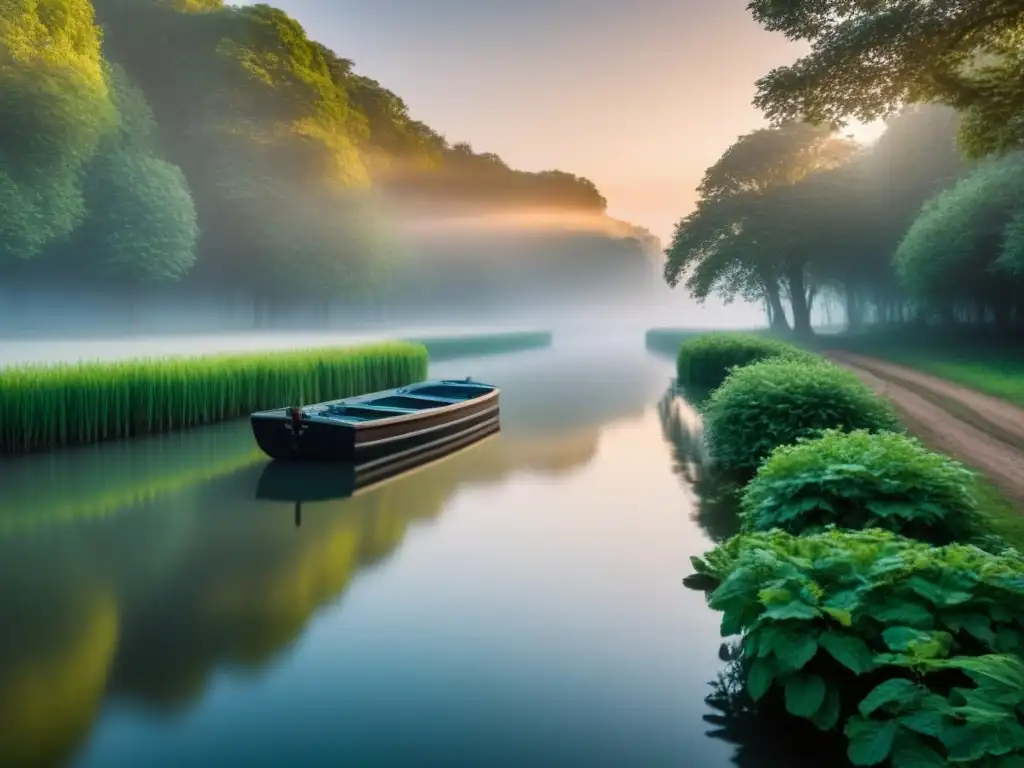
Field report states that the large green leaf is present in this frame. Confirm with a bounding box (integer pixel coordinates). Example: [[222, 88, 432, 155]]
[[810, 687, 842, 731], [785, 673, 826, 718], [898, 708, 948, 739], [889, 734, 948, 768], [763, 601, 821, 621], [859, 679, 925, 717], [819, 630, 875, 675], [881, 627, 952, 659], [846, 717, 899, 766], [747, 657, 775, 702], [869, 601, 935, 629], [764, 626, 819, 671]]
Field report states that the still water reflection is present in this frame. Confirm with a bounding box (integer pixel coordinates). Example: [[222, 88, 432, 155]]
[[2, 346, 747, 767]]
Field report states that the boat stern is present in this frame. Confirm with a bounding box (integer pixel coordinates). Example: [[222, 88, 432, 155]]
[[250, 409, 358, 461]]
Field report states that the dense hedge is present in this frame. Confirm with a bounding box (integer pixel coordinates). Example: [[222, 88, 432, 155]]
[[702, 358, 901, 472], [676, 332, 812, 389], [680, 330, 1024, 766], [740, 429, 982, 544]]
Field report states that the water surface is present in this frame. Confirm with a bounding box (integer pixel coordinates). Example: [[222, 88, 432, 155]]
[[0, 344, 756, 767]]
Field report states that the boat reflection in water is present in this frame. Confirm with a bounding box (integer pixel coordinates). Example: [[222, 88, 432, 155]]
[[256, 418, 502, 527]]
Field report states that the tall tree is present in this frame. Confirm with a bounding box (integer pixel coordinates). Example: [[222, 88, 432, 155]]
[[747, 0, 1024, 158], [895, 151, 1024, 327], [68, 65, 198, 284], [0, 0, 114, 264], [664, 121, 857, 334]]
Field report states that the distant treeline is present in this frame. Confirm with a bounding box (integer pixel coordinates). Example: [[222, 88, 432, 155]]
[[0, 0, 656, 305], [665, 1, 1024, 336]]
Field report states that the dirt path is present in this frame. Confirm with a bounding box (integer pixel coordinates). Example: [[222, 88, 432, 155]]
[[821, 350, 1024, 506]]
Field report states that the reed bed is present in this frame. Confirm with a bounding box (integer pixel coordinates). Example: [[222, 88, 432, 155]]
[[0, 341, 428, 454], [412, 331, 552, 361]]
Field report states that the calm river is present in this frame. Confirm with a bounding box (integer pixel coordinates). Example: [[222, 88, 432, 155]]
[[0, 341, 802, 767]]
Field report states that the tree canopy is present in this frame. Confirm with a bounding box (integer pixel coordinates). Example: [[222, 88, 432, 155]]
[[663, 105, 998, 332], [664, 121, 858, 333], [0, 0, 646, 310], [0, 0, 113, 264], [748, 0, 1024, 158]]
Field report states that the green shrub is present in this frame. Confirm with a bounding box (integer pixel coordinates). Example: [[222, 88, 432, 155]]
[[703, 359, 901, 472], [0, 341, 428, 453], [741, 429, 981, 544], [676, 332, 811, 389], [690, 528, 1024, 766]]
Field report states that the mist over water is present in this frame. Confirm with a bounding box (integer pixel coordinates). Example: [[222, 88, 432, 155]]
[[0, 209, 765, 366]]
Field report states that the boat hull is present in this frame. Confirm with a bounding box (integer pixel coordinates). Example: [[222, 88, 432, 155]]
[[256, 418, 501, 501], [251, 385, 500, 462]]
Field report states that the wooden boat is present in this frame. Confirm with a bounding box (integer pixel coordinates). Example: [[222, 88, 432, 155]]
[[250, 378, 500, 462]]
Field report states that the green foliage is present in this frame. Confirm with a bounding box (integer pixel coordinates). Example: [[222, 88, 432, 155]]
[[703, 358, 902, 472], [663, 122, 857, 332], [691, 528, 1024, 766], [675, 332, 812, 389], [895, 152, 1024, 314], [741, 429, 982, 545], [0, 0, 114, 262], [75, 0, 620, 299], [747, 0, 1024, 143], [75, 150, 199, 282], [0, 342, 428, 453], [61, 65, 199, 283]]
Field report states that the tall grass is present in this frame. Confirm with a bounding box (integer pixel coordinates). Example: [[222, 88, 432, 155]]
[[0, 341, 428, 454]]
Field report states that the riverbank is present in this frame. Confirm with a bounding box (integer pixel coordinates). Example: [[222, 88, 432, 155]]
[[809, 327, 1024, 408], [666, 330, 1024, 766], [649, 328, 1024, 533], [822, 350, 1024, 512]]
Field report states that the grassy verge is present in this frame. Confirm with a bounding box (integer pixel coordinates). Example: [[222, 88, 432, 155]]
[[410, 330, 552, 361], [971, 476, 1024, 549], [0, 341, 428, 454], [811, 327, 1024, 408], [678, 329, 1023, 541]]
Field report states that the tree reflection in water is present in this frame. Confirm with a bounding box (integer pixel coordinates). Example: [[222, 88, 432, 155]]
[[0, 345, 670, 765], [0, 422, 603, 764]]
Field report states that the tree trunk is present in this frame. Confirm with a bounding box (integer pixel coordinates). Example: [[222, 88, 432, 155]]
[[845, 286, 863, 332], [765, 279, 790, 332], [785, 265, 813, 337], [993, 299, 1011, 331]]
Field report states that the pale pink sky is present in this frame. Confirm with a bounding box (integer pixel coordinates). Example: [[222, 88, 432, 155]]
[[234, 0, 830, 241]]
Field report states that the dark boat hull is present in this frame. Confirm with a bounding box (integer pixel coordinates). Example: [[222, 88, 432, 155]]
[[256, 418, 501, 502], [251, 384, 500, 462]]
